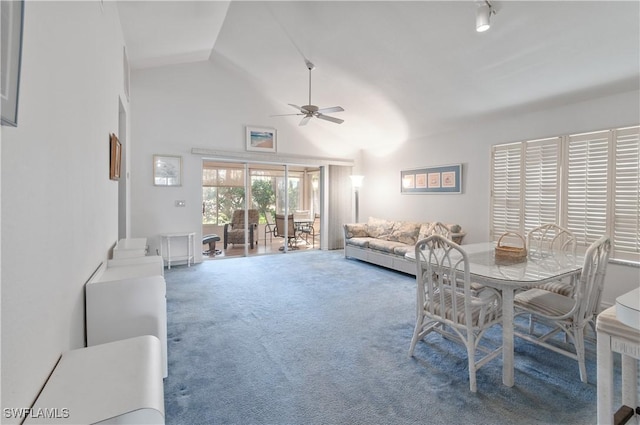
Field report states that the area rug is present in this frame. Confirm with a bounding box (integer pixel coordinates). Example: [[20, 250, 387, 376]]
[[163, 250, 613, 425]]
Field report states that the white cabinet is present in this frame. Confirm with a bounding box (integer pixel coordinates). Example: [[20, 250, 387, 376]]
[[86, 262, 168, 378], [24, 336, 164, 424], [112, 238, 148, 259]]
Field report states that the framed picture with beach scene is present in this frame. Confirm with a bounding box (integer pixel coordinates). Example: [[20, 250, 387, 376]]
[[246, 126, 277, 153]]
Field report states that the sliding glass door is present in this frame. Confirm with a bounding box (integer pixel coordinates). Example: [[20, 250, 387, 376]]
[[202, 160, 321, 258]]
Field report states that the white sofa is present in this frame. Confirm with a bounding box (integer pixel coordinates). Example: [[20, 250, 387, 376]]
[[344, 217, 465, 275]]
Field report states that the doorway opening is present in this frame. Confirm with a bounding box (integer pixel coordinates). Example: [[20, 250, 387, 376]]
[[201, 160, 321, 258]]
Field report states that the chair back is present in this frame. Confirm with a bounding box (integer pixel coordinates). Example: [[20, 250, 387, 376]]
[[293, 210, 310, 221], [428, 222, 452, 248], [576, 236, 611, 324], [265, 211, 275, 226], [415, 235, 473, 327], [231, 209, 259, 228], [527, 224, 576, 255], [274, 213, 295, 239]]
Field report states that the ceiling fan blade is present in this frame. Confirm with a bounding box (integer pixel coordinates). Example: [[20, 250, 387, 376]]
[[316, 114, 344, 124], [270, 113, 303, 117], [317, 106, 344, 114], [299, 116, 312, 126]]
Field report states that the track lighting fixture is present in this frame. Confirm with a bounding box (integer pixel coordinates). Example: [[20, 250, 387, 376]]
[[476, 0, 495, 33]]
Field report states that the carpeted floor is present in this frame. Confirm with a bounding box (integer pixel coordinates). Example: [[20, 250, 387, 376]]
[[163, 250, 615, 425]]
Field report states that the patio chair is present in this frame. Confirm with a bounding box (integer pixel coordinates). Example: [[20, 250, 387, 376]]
[[300, 213, 320, 248], [223, 209, 259, 249], [264, 212, 276, 246], [514, 236, 611, 383], [274, 213, 300, 250], [409, 235, 503, 392]]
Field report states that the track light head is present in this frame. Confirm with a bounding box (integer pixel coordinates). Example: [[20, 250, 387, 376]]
[[476, 1, 495, 33]]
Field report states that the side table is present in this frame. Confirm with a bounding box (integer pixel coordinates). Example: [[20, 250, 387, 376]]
[[597, 305, 640, 424], [160, 232, 195, 269]]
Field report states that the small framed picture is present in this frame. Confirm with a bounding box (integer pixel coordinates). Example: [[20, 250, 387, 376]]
[[153, 155, 182, 186], [109, 133, 121, 180], [246, 126, 277, 153]]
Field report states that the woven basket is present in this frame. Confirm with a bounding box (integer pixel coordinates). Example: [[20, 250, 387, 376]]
[[495, 232, 527, 264]]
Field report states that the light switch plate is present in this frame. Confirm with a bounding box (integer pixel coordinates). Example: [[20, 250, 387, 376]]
[[175, 200, 186, 207]]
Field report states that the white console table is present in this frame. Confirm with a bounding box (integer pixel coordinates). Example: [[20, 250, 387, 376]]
[[597, 305, 640, 424], [160, 232, 195, 269]]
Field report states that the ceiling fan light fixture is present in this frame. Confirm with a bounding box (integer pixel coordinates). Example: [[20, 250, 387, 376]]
[[274, 59, 344, 125], [476, 1, 494, 33]]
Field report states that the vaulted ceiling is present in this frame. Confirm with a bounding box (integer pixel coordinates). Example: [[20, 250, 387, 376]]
[[117, 1, 640, 148]]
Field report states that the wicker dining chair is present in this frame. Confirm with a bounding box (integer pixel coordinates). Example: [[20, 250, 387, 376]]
[[527, 224, 577, 296], [409, 235, 503, 392], [514, 236, 611, 383]]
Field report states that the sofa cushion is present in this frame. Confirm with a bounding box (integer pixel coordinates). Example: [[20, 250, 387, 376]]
[[392, 244, 414, 256], [388, 221, 421, 245], [368, 239, 408, 254], [345, 237, 373, 248], [367, 217, 394, 240], [344, 223, 369, 239], [418, 222, 433, 241]]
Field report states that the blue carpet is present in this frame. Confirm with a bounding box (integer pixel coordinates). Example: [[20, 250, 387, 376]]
[[163, 250, 613, 425]]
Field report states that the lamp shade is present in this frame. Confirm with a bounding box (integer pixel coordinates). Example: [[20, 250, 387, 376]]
[[349, 175, 364, 188]]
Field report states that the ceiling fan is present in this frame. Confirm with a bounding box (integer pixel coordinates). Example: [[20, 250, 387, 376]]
[[273, 59, 345, 126]]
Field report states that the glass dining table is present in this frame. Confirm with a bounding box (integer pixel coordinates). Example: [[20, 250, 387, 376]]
[[406, 241, 584, 387]]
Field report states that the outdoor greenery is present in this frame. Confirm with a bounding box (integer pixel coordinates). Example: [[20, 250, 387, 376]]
[[202, 187, 245, 224], [251, 178, 276, 224], [202, 173, 302, 225]]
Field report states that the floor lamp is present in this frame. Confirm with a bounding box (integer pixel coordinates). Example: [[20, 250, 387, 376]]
[[350, 175, 364, 223]]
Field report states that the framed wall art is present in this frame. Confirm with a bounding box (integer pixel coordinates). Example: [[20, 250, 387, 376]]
[[401, 164, 462, 194], [153, 155, 182, 186], [1, 0, 25, 126], [246, 126, 277, 153], [109, 133, 122, 180]]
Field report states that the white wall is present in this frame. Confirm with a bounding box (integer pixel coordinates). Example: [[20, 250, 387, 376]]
[[359, 89, 640, 306], [129, 54, 356, 261], [1, 2, 128, 417]]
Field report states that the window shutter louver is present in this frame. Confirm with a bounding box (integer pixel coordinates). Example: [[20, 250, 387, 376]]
[[491, 126, 639, 264], [613, 126, 640, 262], [491, 144, 523, 240], [524, 138, 561, 234], [565, 131, 610, 250]]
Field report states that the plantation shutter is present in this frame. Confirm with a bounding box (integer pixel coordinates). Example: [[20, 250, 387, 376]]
[[491, 143, 523, 240], [612, 126, 640, 261], [565, 131, 610, 249], [524, 138, 561, 234]]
